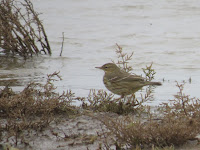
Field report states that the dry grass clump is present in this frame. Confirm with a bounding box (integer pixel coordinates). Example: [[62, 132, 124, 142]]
[[80, 88, 153, 115], [0, 0, 51, 58], [80, 90, 136, 114], [100, 82, 200, 149], [0, 72, 78, 145]]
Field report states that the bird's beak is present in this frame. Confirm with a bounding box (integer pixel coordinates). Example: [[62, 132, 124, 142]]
[[95, 66, 102, 69]]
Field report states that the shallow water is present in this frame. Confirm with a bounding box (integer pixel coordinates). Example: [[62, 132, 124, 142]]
[[1, 0, 200, 105]]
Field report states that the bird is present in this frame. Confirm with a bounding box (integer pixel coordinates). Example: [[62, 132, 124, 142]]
[[95, 63, 162, 97]]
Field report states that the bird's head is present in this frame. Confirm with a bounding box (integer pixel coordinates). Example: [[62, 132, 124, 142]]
[[95, 63, 120, 73]]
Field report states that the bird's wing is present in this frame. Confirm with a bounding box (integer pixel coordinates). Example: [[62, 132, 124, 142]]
[[118, 74, 145, 82], [108, 73, 145, 83]]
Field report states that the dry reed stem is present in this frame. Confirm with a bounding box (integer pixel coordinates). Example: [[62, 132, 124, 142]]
[[0, 0, 51, 58]]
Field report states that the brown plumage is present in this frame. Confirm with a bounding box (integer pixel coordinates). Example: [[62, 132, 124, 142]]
[[96, 63, 162, 97]]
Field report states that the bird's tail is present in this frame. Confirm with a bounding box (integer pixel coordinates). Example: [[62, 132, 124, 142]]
[[148, 81, 162, 86]]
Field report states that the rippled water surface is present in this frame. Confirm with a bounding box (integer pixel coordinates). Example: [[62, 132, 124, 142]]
[[1, 0, 200, 105]]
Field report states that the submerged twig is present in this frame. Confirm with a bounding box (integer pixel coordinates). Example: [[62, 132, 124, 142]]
[[60, 32, 65, 56]]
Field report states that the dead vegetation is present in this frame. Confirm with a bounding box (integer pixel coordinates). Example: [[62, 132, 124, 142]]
[[79, 88, 153, 115], [0, 72, 78, 146], [0, 0, 51, 58], [97, 82, 200, 149], [113, 43, 134, 73]]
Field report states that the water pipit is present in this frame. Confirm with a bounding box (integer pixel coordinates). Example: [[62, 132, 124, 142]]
[[96, 63, 161, 97]]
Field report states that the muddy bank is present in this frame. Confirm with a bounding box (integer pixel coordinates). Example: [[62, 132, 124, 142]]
[[7, 114, 197, 150]]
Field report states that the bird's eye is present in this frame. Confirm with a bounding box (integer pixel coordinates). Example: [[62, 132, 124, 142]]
[[105, 66, 108, 68]]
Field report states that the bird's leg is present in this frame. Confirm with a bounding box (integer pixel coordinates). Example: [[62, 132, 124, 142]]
[[114, 94, 124, 102], [114, 97, 122, 102], [125, 94, 135, 105]]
